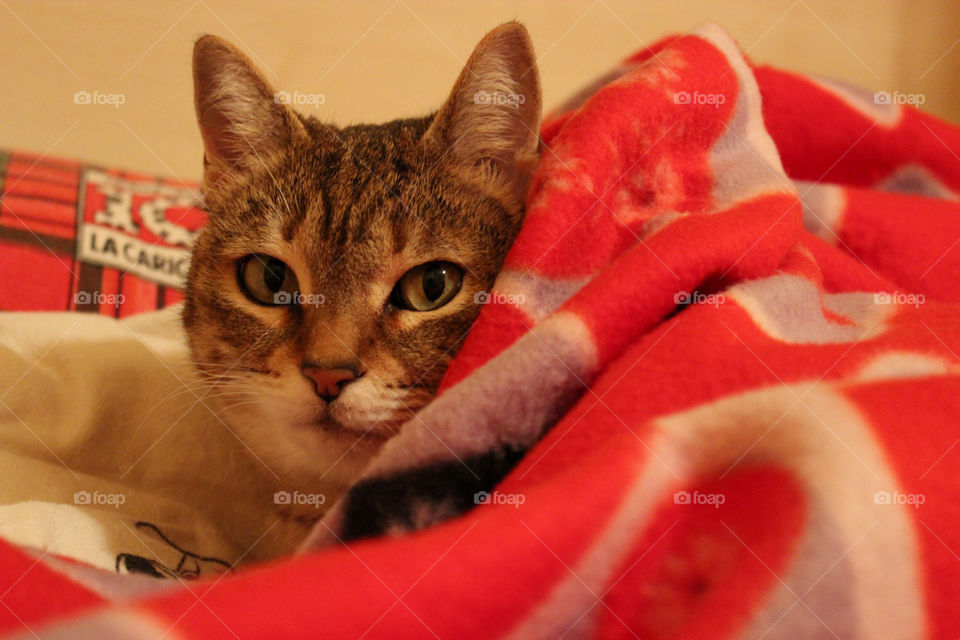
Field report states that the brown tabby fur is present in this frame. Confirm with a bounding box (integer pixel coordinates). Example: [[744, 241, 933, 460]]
[[182, 23, 541, 518]]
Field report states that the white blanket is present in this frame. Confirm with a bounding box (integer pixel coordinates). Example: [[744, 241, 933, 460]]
[[0, 306, 309, 583]]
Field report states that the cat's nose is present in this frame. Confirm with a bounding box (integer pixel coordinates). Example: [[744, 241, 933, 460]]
[[301, 365, 359, 401]]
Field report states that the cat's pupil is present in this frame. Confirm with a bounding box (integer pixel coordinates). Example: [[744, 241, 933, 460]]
[[422, 264, 447, 301], [263, 258, 287, 293]]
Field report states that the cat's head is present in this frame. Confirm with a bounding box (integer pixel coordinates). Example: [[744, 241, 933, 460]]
[[183, 23, 541, 488]]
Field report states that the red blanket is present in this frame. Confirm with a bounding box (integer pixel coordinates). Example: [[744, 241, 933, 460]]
[[4, 23, 960, 639]]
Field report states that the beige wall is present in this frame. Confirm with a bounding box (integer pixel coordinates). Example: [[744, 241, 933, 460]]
[[1, 0, 958, 181]]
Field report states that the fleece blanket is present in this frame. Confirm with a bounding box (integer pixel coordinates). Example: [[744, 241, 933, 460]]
[[3, 21, 960, 640]]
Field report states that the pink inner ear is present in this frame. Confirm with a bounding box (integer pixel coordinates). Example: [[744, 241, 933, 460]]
[[449, 86, 539, 163], [199, 106, 238, 167]]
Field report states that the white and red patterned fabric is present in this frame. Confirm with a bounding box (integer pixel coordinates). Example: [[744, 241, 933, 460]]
[[0, 152, 203, 316], [3, 23, 960, 640]]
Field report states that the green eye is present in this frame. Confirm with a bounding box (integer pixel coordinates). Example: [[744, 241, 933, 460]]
[[390, 261, 464, 311], [237, 254, 299, 305]]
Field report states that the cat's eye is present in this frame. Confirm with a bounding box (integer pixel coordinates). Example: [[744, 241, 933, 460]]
[[237, 254, 299, 306], [390, 261, 464, 312]]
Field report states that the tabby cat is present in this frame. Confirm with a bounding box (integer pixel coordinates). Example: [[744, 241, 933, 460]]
[[183, 22, 541, 518]]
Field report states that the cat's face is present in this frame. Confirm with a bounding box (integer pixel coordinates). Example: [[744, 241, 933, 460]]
[[183, 23, 541, 489]]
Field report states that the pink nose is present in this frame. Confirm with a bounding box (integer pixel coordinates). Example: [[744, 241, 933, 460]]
[[301, 366, 357, 400]]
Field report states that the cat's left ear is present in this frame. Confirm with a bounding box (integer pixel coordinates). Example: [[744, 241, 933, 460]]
[[424, 22, 542, 210]]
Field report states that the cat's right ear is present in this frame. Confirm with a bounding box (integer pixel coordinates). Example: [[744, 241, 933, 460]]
[[193, 35, 306, 191], [424, 22, 542, 212]]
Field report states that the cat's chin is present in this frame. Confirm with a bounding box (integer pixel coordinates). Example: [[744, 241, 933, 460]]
[[216, 400, 387, 501], [300, 416, 393, 447]]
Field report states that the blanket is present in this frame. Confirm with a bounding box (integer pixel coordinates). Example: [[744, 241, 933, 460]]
[[3, 22, 960, 640]]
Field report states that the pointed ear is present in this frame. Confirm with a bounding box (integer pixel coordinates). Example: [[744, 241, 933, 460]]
[[424, 22, 542, 209], [192, 35, 306, 191]]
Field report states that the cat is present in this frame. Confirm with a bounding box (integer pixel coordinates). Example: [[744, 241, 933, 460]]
[[182, 22, 542, 522]]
